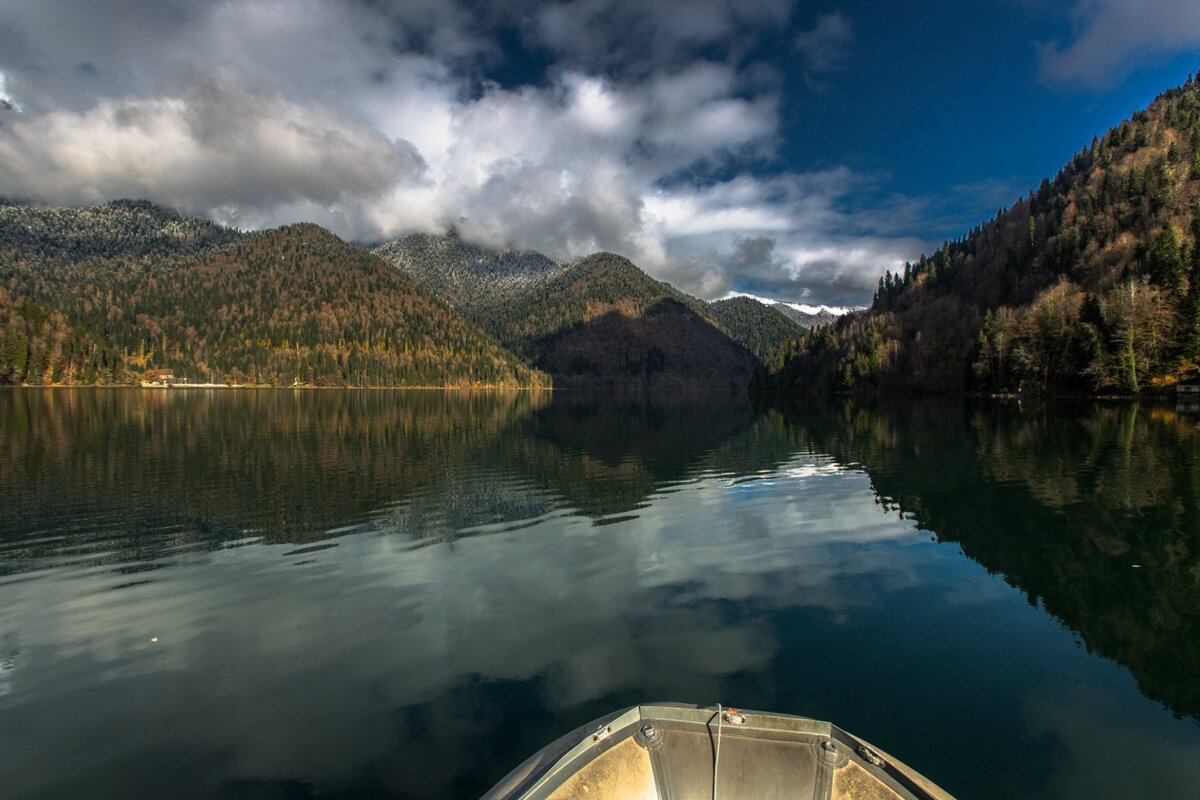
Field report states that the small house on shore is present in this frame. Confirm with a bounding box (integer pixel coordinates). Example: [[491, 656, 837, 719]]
[[140, 369, 176, 387]]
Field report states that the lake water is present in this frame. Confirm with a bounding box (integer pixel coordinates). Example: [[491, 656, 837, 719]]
[[1, 388, 1198, 799]]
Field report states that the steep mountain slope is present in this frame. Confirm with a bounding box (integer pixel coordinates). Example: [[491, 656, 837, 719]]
[[706, 296, 807, 361], [763, 74, 1200, 394], [373, 232, 562, 330], [0, 205, 547, 387], [497, 252, 758, 390]]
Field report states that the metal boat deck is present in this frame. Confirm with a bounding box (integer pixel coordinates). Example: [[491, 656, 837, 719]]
[[484, 703, 955, 800]]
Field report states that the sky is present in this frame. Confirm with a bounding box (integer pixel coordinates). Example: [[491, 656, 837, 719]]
[[2, 1, 1200, 306]]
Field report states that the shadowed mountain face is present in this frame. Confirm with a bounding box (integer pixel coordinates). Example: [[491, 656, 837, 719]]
[[527, 298, 758, 390], [496, 252, 760, 390], [786, 396, 1200, 719]]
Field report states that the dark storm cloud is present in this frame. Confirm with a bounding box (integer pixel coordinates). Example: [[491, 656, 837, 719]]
[[774, 256, 887, 307], [733, 236, 778, 270]]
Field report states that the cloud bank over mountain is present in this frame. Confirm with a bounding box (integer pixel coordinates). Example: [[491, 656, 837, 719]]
[[0, 0, 1196, 305]]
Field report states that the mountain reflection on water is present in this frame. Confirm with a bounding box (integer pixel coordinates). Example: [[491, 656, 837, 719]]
[[1, 389, 1198, 800], [792, 398, 1200, 721]]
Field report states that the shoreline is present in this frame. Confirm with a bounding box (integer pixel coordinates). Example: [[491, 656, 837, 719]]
[[0, 383, 556, 391]]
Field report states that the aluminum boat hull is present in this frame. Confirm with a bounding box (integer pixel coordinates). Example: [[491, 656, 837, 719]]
[[483, 703, 955, 800]]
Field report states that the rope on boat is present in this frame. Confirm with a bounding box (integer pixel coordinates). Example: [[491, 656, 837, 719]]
[[712, 703, 723, 800], [710, 703, 744, 799]]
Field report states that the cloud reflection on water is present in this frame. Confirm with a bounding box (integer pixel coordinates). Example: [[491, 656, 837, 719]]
[[2, 452, 927, 798], [3, 391, 1199, 800]]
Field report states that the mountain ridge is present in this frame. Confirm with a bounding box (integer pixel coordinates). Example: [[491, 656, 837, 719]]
[[0, 203, 547, 387], [1, 201, 782, 391], [373, 233, 805, 387], [722, 291, 858, 327], [373, 232, 562, 330]]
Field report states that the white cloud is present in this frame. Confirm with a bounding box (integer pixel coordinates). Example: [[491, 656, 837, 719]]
[[362, 62, 784, 280], [0, 77, 424, 227], [646, 177, 797, 238], [1039, 0, 1200, 86], [643, 173, 928, 305], [0, 0, 924, 306], [1, 458, 935, 797], [0, 71, 18, 110]]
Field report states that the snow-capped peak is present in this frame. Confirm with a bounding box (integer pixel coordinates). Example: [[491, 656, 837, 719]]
[[722, 291, 857, 317]]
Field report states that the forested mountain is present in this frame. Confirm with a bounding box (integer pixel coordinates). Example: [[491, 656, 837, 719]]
[[762, 73, 1200, 394], [1, 201, 811, 391], [707, 296, 808, 361], [373, 232, 562, 327], [0, 198, 244, 263], [0, 204, 547, 387], [376, 233, 775, 389], [493, 252, 758, 390]]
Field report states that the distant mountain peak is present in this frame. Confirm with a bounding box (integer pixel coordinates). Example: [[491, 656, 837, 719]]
[[376, 232, 559, 277], [0, 197, 242, 264], [104, 198, 180, 217], [373, 232, 564, 331], [722, 291, 858, 317], [721, 291, 858, 328]]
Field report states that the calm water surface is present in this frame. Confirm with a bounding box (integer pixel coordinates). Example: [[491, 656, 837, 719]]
[[1, 389, 1198, 799]]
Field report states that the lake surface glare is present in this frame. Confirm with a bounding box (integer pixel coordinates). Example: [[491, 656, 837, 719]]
[[1, 389, 1198, 799]]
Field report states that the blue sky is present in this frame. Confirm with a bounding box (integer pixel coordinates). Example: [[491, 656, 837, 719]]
[[777, 2, 1200, 235], [2, 1, 1199, 306]]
